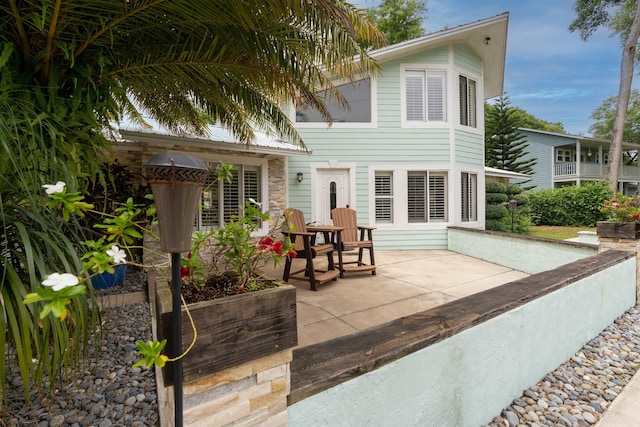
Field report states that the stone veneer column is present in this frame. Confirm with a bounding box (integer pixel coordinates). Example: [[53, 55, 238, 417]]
[[178, 349, 292, 426]]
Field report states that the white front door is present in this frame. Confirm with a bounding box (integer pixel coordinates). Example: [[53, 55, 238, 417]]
[[316, 169, 350, 225]]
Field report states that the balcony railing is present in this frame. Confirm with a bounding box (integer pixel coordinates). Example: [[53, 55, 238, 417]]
[[554, 162, 640, 180], [554, 162, 576, 177]]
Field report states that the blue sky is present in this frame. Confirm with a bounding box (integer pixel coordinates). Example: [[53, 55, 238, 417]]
[[356, 0, 636, 136]]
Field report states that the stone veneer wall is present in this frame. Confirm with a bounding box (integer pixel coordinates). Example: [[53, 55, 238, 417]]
[[181, 349, 292, 426]]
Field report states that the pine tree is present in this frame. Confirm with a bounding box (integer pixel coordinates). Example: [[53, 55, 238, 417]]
[[485, 93, 537, 176]]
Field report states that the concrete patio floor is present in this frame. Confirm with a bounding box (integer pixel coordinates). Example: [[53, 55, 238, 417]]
[[261, 250, 530, 348]]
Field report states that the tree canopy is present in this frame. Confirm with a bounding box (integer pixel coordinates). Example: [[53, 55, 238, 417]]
[[366, 0, 427, 45], [570, 0, 640, 191], [590, 89, 640, 142], [1, 1, 385, 152]]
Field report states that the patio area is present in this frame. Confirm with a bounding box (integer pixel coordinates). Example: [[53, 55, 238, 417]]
[[261, 249, 530, 348]]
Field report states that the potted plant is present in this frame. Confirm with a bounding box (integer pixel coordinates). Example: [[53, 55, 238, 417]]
[[153, 201, 299, 384], [597, 192, 640, 239]]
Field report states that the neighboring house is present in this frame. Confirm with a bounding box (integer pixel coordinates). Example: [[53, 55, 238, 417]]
[[515, 128, 640, 194], [113, 122, 308, 236], [287, 13, 509, 250]]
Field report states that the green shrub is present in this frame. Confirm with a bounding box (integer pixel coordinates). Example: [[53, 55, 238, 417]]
[[528, 183, 612, 226], [486, 219, 506, 232], [486, 204, 509, 220], [486, 181, 507, 194], [486, 193, 509, 204]]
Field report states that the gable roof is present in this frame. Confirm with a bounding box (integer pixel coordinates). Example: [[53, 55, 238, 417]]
[[368, 13, 509, 99]]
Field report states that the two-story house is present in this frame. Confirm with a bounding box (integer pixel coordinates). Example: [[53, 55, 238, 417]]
[[113, 13, 509, 250], [287, 13, 509, 249], [515, 128, 640, 194]]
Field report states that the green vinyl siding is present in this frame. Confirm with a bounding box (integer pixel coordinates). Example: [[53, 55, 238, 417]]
[[455, 129, 484, 167], [373, 229, 448, 250], [454, 44, 482, 75], [288, 40, 490, 250], [398, 45, 449, 65]]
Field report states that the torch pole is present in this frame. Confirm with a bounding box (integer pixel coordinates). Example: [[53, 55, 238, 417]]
[[171, 252, 183, 427]]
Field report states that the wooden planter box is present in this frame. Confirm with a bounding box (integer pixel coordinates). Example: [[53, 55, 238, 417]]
[[155, 281, 297, 385], [596, 221, 640, 239]]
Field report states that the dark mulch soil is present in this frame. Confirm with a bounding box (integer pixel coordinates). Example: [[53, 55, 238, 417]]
[[180, 272, 279, 304]]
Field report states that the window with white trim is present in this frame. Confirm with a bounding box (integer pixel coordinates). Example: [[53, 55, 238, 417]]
[[459, 75, 477, 128], [295, 78, 371, 123], [404, 70, 446, 122], [197, 163, 261, 229], [374, 170, 448, 224], [407, 172, 447, 222], [375, 172, 393, 223], [556, 149, 572, 162], [461, 172, 477, 222]]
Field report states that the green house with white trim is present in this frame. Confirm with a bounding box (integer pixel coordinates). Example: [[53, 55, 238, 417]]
[[287, 13, 509, 250]]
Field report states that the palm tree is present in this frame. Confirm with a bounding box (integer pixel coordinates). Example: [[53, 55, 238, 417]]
[[2, 0, 384, 147], [0, 0, 384, 404]]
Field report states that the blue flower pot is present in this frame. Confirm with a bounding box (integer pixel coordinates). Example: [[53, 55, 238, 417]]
[[91, 264, 128, 289]]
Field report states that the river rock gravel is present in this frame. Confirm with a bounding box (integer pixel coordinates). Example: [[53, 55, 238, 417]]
[[486, 306, 640, 427], [2, 271, 158, 427]]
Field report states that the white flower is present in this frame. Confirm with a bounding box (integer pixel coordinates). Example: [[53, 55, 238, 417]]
[[248, 198, 263, 207], [106, 245, 127, 264], [42, 273, 79, 291], [42, 181, 66, 195]]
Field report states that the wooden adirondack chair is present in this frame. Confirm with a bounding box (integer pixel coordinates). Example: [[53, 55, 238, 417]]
[[331, 207, 376, 275], [282, 208, 340, 291]]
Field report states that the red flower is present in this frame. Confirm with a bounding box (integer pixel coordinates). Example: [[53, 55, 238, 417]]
[[259, 237, 295, 257], [633, 214, 640, 220], [180, 265, 190, 278], [258, 237, 274, 249]]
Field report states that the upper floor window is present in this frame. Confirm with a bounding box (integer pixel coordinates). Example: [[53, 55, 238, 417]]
[[295, 78, 371, 123], [404, 70, 446, 123], [459, 75, 477, 128], [556, 149, 572, 163], [197, 163, 261, 230]]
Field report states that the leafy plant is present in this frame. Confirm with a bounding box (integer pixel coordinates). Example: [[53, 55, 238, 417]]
[[183, 201, 295, 299], [602, 192, 640, 222]]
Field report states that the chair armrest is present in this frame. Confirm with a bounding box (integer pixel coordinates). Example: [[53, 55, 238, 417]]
[[282, 230, 316, 237], [357, 225, 376, 231]]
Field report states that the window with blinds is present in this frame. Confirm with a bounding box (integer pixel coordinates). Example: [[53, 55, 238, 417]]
[[408, 172, 447, 223], [405, 70, 446, 123], [461, 172, 477, 222], [459, 75, 477, 128], [375, 172, 393, 223], [429, 173, 447, 221], [197, 164, 262, 229]]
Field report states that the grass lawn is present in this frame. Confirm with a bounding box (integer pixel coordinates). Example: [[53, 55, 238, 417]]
[[527, 225, 596, 240]]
